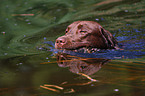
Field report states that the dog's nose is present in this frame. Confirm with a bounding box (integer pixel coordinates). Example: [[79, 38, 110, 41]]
[[56, 37, 66, 45]]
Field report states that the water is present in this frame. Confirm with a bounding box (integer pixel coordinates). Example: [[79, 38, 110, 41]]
[[0, 0, 145, 96]]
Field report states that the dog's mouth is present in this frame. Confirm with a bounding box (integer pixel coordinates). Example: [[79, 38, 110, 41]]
[[74, 47, 101, 53], [55, 42, 100, 53], [55, 41, 89, 49]]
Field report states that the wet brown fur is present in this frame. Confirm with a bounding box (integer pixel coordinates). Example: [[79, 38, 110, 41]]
[[55, 21, 118, 50]]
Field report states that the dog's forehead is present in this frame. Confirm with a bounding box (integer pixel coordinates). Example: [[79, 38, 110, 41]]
[[68, 21, 81, 28], [68, 21, 100, 29]]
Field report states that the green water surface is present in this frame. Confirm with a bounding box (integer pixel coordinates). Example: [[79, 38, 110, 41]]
[[0, 0, 145, 96]]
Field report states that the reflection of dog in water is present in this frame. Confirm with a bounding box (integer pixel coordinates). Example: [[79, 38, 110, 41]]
[[40, 53, 110, 94], [56, 53, 110, 75]]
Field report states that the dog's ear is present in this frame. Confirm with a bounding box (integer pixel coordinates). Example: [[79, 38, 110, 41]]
[[99, 28, 119, 49]]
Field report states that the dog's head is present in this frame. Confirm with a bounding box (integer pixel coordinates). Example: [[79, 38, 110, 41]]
[[55, 21, 118, 50]]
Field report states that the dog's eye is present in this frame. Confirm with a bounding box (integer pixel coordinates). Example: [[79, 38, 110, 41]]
[[80, 31, 87, 33]]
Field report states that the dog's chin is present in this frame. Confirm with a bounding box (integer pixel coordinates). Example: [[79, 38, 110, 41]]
[[56, 46, 100, 53], [55, 43, 100, 53], [56, 42, 91, 50], [56, 46, 86, 50]]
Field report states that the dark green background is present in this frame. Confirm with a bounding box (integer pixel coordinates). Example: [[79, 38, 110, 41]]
[[0, 0, 145, 96]]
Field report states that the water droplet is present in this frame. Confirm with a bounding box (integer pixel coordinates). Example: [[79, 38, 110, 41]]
[[39, 47, 42, 50], [25, 19, 29, 22], [57, 9, 61, 11], [101, 18, 104, 21], [126, 24, 131, 26], [4, 53, 8, 55], [1, 32, 6, 35], [54, 17, 56, 20], [17, 63, 23, 66], [44, 37, 47, 40], [25, 2, 28, 4], [6, 18, 9, 20], [19, 63, 23, 65], [114, 89, 119, 92], [27, 22, 31, 24], [95, 18, 99, 21], [43, 4, 46, 6], [69, 4, 73, 7], [125, 10, 128, 12], [91, 84, 94, 86], [29, 7, 32, 9]]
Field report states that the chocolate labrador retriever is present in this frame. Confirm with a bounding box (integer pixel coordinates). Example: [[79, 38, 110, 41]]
[[55, 21, 119, 50]]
